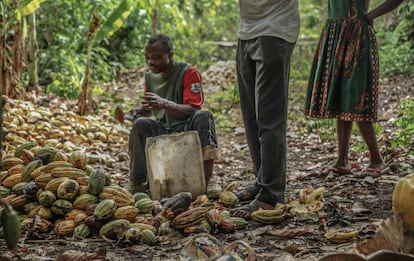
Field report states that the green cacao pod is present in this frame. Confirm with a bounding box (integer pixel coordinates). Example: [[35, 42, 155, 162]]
[[73, 194, 98, 210], [226, 217, 249, 230], [1, 204, 21, 249], [88, 168, 106, 196], [22, 201, 39, 214], [38, 190, 57, 207], [99, 219, 130, 240], [0, 185, 10, 197], [134, 198, 155, 214], [94, 199, 117, 220], [140, 229, 157, 245], [21, 159, 42, 182], [51, 199, 73, 216], [133, 192, 150, 202], [157, 221, 174, 236], [73, 224, 91, 238], [11, 182, 28, 195]]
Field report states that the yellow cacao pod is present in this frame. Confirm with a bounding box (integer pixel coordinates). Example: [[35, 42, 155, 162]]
[[393, 173, 414, 231], [57, 179, 80, 200], [69, 150, 88, 170], [114, 206, 139, 221], [218, 191, 239, 207]]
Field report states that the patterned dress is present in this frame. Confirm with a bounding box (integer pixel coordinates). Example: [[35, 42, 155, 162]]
[[305, 0, 379, 122]]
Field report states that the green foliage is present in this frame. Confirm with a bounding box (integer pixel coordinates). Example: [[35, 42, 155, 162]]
[[17, 0, 413, 99], [376, 1, 414, 77], [94, 0, 135, 43], [391, 99, 414, 154], [306, 119, 337, 141], [205, 84, 240, 132]]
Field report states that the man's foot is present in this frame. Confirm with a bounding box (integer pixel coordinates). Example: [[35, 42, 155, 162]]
[[230, 199, 274, 219], [235, 183, 260, 201], [206, 181, 222, 199], [128, 181, 148, 194]]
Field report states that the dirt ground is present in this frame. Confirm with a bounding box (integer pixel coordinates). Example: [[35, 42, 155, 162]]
[[0, 62, 413, 260]]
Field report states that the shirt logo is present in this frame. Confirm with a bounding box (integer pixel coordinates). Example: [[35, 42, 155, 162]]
[[191, 83, 201, 93]]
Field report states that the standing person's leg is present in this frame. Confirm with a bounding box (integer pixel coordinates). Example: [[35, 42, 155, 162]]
[[233, 37, 295, 217], [328, 119, 353, 174], [357, 121, 389, 175], [128, 118, 167, 193], [235, 39, 261, 200], [254, 36, 295, 206], [185, 110, 218, 185]]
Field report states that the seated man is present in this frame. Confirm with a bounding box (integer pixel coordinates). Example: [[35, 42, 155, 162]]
[[127, 33, 218, 194]]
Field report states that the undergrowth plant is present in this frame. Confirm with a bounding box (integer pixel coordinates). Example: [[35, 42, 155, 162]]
[[391, 99, 414, 154]]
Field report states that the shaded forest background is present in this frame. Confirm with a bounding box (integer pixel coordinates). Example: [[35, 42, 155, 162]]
[[1, 0, 413, 151], [0, 1, 414, 259]]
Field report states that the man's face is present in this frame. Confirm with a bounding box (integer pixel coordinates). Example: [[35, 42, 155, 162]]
[[145, 42, 172, 74]]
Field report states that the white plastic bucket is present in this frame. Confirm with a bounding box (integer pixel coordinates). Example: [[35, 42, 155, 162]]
[[145, 131, 205, 200]]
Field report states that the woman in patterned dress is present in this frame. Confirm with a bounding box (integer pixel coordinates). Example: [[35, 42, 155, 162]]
[[305, 0, 404, 176]]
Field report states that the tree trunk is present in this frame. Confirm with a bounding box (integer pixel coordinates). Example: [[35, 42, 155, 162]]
[[27, 12, 39, 93], [0, 11, 10, 98], [11, 22, 24, 99], [78, 12, 99, 116], [152, 8, 157, 35]]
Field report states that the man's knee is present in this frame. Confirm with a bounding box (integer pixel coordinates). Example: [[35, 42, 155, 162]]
[[192, 110, 214, 122], [131, 118, 160, 138]]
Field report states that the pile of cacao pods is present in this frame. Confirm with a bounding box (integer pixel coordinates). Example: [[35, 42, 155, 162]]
[[1, 95, 130, 163], [0, 143, 289, 246], [0, 95, 326, 248]]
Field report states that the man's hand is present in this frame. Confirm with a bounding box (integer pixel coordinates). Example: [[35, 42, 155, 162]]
[[125, 105, 150, 121], [142, 92, 172, 110]]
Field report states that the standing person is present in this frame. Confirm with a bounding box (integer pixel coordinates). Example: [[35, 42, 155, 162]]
[[127, 33, 218, 194], [232, 1, 300, 218], [305, 0, 404, 177]]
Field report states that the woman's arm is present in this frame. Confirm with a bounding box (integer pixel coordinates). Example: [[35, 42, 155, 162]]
[[366, 0, 404, 25]]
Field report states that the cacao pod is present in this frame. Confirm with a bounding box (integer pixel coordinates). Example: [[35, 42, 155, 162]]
[[57, 179, 80, 200], [73, 194, 98, 210], [51, 199, 73, 216], [124, 227, 141, 243], [99, 219, 130, 240], [393, 173, 414, 231], [140, 229, 157, 245], [73, 223, 91, 238], [69, 150, 88, 170], [135, 198, 155, 214], [55, 219, 76, 236], [94, 199, 117, 220], [218, 191, 239, 207], [133, 192, 150, 202], [114, 206, 139, 222], [88, 168, 106, 196], [38, 190, 56, 207]]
